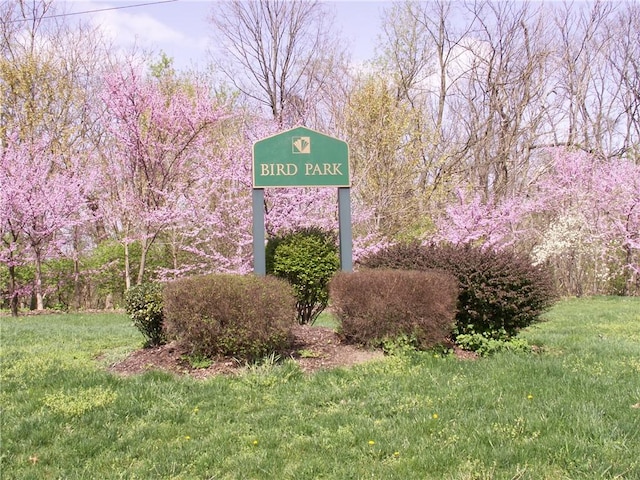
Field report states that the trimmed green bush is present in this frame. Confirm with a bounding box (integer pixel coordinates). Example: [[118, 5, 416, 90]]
[[267, 227, 340, 325], [330, 269, 458, 350], [124, 283, 166, 347], [359, 242, 556, 339], [163, 274, 296, 362]]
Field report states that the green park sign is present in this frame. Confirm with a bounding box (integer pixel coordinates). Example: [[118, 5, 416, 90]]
[[251, 126, 353, 275], [253, 126, 350, 188]]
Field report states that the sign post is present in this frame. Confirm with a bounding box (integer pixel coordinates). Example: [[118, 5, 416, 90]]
[[338, 187, 352, 272], [252, 126, 351, 274], [252, 188, 266, 275]]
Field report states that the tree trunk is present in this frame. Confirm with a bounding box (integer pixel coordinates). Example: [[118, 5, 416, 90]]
[[136, 233, 158, 286], [124, 242, 131, 291], [73, 257, 81, 309], [72, 226, 82, 309], [136, 238, 149, 286], [8, 264, 18, 317], [34, 251, 44, 310]]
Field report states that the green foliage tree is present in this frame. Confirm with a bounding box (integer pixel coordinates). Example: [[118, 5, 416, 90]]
[[267, 227, 339, 325], [344, 74, 426, 239]]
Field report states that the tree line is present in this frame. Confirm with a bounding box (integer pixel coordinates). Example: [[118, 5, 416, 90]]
[[1, 0, 638, 315]]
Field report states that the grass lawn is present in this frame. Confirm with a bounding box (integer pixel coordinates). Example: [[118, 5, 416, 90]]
[[1, 297, 639, 479]]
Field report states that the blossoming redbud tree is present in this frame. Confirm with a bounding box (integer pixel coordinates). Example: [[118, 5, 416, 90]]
[[0, 133, 93, 313], [433, 148, 640, 295]]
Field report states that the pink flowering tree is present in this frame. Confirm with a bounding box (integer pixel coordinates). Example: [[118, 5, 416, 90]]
[[97, 61, 381, 285], [153, 133, 255, 279], [433, 148, 640, 295], [96, 61, 232, 288], [97, 63, 342, 284], [147, 114, 348, 279], [433, 187, 534, 251], [0, 133, 91, 314]]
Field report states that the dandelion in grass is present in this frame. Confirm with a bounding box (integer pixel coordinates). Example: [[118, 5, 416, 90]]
[[527, 394, 534, 400], [253, 440, 259, 446], [368, 440, 375, 446], [432, 413, 439, 419], [184, 436, 191, 441], [393, 451, 400, 458]]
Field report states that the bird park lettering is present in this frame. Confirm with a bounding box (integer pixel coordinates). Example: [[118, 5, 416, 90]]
[[253, 127, 349, 188], [259, 162, 344, 178]]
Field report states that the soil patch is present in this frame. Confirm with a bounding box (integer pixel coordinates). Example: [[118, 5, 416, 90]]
[[108, 325, 385, 379]]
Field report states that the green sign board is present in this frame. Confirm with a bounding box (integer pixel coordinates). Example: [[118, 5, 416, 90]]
[[253, 126, 350, 188]]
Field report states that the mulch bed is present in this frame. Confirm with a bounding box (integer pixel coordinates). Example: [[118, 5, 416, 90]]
[[108, 325, 385, 379]]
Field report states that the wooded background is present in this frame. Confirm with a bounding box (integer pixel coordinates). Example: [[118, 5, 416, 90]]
[[1, 0, 638, 314]]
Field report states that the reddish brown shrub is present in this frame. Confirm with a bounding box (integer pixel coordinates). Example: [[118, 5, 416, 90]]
[[359, 242, 557, 338], [163, 274, 296, 362], [329, 269, 458, 349]]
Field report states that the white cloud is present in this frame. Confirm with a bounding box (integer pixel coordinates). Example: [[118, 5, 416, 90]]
[[62, 1, 210, 69], [95, 9, 186, 46]]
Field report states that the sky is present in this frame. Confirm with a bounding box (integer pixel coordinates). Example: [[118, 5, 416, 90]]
[[61, 0, 392, 71]]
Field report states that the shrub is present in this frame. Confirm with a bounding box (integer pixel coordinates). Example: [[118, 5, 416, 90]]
[[456, 332, 532, 356], [267, 227, 340, 325], [329, 269, 458, 350], [359, 242, 556, 339], [163, 274, 296, 362], [124, 283, 166, 347]]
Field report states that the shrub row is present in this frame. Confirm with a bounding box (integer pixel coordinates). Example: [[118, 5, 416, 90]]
[[359, 242, 556, 338], [125, 239, 554, 361], [330, 269, 458, 350], [162, 274, 296, 362]]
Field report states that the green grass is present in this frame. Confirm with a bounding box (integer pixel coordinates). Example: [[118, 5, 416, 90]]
[[313, 310, 339, 329], [1, 298, 639, 479]]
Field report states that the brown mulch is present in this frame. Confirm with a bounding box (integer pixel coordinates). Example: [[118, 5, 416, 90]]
[[107, 326, 479, 379], [107, 325, 386, 379]]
